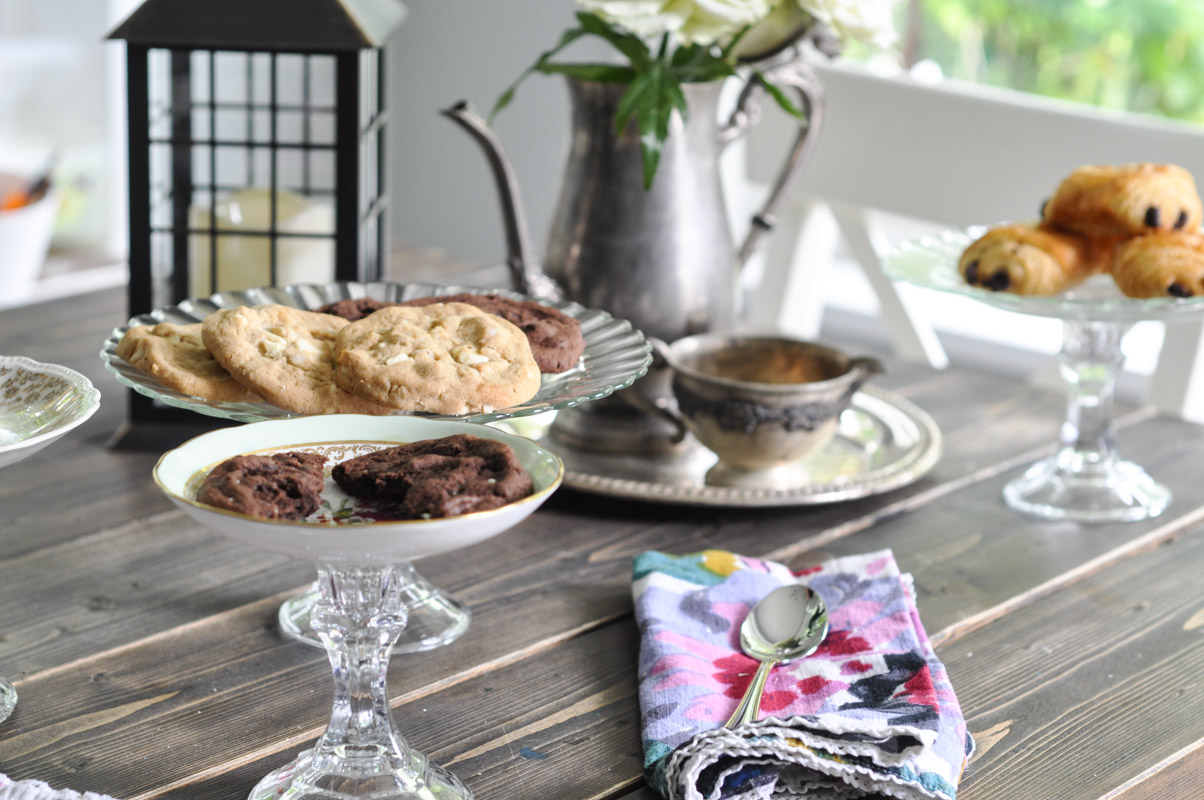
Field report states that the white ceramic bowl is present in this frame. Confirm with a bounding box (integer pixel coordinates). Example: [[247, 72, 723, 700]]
[[0, 355, 101, 469], [154, 415, 563, 566], [0, 174, 59, 306]]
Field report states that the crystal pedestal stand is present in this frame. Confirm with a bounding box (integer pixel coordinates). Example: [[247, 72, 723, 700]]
[[279, 564, 469, 655], [0, 678, 15, 723], [1003, 319, 1171, 522], [251, 563, 472, 800]]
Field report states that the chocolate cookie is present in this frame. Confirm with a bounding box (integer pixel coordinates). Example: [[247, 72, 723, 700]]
[[317, 297, 401, 321], [332, 433, 533, 518], [403, 293, 585, 373], [196, 451, 326, 520]]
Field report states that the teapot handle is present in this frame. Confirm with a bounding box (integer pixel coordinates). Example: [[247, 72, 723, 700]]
[[720, 60, 826, 268]]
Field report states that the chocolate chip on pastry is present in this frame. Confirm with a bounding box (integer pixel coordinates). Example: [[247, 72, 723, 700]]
[[1111, 231, 1204, 299], [958, 223, 1110, 295], [1043, 163, 1203, 239]]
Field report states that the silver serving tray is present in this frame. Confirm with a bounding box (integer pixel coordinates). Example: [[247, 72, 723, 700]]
[[503, 384, 940, 507]]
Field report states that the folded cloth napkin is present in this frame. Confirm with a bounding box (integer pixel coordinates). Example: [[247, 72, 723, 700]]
[[0, 775, 120, 800], [634, 549, 974, 800]]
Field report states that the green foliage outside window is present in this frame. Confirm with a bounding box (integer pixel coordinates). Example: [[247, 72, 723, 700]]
[[898, 0, 1204, 123]]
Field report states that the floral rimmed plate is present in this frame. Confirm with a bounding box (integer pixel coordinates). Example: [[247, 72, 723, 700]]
[[154, 415, 564, 566], [0, 356, 101, 469], [100, 281, 652, 424], [885, 226, 1204, 322]]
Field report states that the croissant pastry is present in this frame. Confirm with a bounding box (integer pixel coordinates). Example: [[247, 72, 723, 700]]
[[1042, 163, 1203, 238], [1111, 231, 1204, 298], [958, 223, 1107, 295]]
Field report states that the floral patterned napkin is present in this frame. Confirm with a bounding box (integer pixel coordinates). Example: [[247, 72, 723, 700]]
[[634, 549, 973, 800], [0, 775, 120, 800]]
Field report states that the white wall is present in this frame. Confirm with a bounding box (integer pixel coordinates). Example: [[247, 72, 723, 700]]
[[387, 2, 598, 268]]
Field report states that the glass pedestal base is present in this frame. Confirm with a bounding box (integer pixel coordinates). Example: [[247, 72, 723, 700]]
[[1004, 448, 1171, 523], [0, 678, 15, 723], [280, 578, 470, 655], [248, 746, 471, 800]]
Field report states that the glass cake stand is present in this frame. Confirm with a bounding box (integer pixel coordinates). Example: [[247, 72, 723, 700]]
[[886, 227, 1204, 523], [102, 281, 650, 653], [0, 355, 102, 722], [155, 414, 563, 800]]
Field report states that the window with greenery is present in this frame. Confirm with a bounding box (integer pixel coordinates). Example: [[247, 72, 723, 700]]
[[894, 0, 1204, 123]]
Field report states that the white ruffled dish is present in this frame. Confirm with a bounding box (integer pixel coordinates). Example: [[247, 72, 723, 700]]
[[0, 356, 101, 470]]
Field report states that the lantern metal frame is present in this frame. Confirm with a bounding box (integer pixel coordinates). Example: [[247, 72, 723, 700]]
[[109, 0, 404, 445]]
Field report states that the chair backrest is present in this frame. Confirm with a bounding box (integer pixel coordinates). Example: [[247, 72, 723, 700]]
[[747, 61, 1204, 227]]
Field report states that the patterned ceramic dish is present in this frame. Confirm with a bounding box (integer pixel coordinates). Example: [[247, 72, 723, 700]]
[[154, 414, 564, 566], [0, 356, 101, 469], [100, 281, 652, 424]]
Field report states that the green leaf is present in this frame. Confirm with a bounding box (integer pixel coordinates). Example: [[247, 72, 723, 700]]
[[614, 63, 688, 189], [535, 62, 637, 83], [491, 25, 587, 119], [753, 69, 806, 121], [669, 42, 738, 84], [575, 12, 654, 71]]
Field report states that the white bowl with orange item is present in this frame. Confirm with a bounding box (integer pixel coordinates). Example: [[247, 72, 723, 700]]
[[0, 171, 59, 306]]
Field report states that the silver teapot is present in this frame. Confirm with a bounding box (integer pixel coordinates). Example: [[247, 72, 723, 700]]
[[444, 61, 825, 454]]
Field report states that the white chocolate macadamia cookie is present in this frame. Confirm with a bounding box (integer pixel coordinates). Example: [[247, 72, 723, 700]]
[[332, 302, 541, 415], [202, 304, 390, 415]]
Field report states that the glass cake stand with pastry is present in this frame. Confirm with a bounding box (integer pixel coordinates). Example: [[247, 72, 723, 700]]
[[154, 414, 563, 800], [886, 162, 1204, 522], [102, 281, 651, 655]]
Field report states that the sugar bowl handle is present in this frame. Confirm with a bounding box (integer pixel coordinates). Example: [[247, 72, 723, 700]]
[[616, 338, 688, 444]]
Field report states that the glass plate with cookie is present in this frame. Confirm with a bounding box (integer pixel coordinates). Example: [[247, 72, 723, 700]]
[[884, 224, 1204, 525], [101, 280, 651, 656]]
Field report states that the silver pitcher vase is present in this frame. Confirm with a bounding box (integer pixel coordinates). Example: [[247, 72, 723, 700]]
[[447, 60, 825, 454]]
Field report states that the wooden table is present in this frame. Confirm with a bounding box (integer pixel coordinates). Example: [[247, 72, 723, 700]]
[[1, 287, 1202, 799]]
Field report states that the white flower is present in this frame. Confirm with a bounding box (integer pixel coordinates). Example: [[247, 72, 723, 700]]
[[576, 0, 773, 45], [796, 0, 900, 48]]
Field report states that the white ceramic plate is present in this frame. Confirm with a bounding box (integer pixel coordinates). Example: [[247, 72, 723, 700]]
[[0, 355, 101, 469], [154, 415, 564, 566]]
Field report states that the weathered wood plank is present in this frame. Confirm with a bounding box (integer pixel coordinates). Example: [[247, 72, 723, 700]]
[[788, 413, 1204, 644], [1104, 740, 1204, 800], [3, 603, 647, 800], [943, 527, 1204, 799]]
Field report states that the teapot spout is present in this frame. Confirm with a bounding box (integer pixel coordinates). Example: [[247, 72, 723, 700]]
[[441, 101, 563, 301]]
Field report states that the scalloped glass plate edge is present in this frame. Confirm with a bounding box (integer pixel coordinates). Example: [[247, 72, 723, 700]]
[[100, 281, 652, 424], [883, 225, 1204, 322]]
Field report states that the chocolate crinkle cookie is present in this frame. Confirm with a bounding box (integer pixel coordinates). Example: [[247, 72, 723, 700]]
[[402, 293, 585, 373], [332, 433, 533, 519], [316, 297, 401, 321], [197, 451, 326, 520]]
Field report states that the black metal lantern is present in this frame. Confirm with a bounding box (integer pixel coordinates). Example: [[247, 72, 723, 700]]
[[109, 0, 404, 443]]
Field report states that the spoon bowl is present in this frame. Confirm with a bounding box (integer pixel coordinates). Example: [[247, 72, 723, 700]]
[[725, 583, 829, 728]]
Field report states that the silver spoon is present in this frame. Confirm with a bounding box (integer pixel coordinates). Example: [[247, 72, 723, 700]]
[[724, 583, 829, 728]]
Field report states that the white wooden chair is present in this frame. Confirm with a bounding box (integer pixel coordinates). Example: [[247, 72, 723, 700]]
[[740, 60, 1204, 420]]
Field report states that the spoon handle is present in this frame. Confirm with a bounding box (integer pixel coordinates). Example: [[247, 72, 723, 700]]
[[724, 659, 776, 729]]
